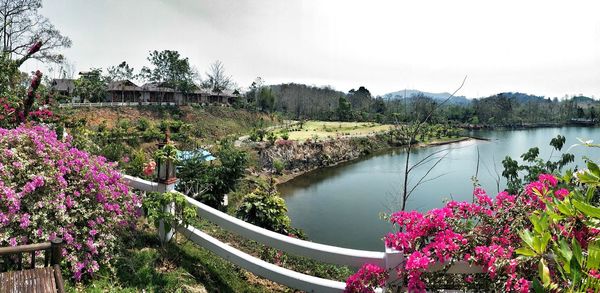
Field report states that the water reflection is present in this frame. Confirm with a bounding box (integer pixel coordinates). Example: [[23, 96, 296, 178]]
[[280, 127, 600, 250]]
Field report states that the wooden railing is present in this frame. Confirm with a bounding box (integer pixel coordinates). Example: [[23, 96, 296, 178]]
[[122, 175, 483, 292]]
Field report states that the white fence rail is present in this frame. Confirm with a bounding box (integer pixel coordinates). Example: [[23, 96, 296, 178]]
[[58, 102, 178, 108], [178, 225, 350, 293], [123, 175, 482, 292], [184, 196, 386, 268]]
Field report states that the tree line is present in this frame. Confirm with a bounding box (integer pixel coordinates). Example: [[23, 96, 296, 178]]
[[241, 82, 600, 126]]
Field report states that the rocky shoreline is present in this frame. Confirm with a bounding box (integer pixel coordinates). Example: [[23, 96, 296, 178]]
[[259, 136, 477, 185]]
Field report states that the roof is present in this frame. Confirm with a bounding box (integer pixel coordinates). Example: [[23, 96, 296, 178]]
[[141, 82, 175, 93], [107, 80, 141, 91], [202, 88, 236, 97], [178, 149, 216, 162], [140, 82, 236, 97], [50, 79, 75, 92]]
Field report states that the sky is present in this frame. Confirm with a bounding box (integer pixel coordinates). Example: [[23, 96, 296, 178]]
[[25, 0, 600, 98]]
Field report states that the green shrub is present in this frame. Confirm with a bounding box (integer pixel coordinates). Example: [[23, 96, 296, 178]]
[[273, 159, 285, 174], [136, 118, 150, 131], [249, 129, 260, 142], [267, 131, 277, 145], [236, 184, 291, 234]]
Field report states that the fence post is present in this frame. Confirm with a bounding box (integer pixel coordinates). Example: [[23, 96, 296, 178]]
[[384, 246, 403, 292], [158, 182, 176, 244], [50, 238, 63, 266]]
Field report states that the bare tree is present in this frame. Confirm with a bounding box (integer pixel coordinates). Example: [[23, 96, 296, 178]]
[[1, 0, 71, 63], [202, 60, 233, 93], [398, 76, 467, 211]]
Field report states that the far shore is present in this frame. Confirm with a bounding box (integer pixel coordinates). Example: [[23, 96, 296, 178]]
[[274, 136, 478, 186]]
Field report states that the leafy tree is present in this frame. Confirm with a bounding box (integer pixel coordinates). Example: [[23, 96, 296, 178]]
[[347, 86, 372, 110], [73, 68, 107, 102], [371, 97, 386, 114], [0, 0, 71, 62], [337, 96, 352, 121], [502, 135, 575, 193], [178, 139, 248, 208], [201, 60, 233, 93], [139, 50, 196, 93], [106, 61, 134, 81], [257, 87, 275, 112], [244, 76, 263, 107]]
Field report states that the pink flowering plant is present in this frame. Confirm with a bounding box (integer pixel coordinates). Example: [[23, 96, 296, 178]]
[[346, 186, 538, 292], [346, 169, 600, 292], [515, 162, 600, 292], [345, 263, 388, 293], [0, 125, 141, 281]]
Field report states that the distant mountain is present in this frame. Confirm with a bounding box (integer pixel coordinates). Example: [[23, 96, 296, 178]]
[[382, 89, 470, 105], [491, 92, 547, 103], [572, 95, 595, 104]]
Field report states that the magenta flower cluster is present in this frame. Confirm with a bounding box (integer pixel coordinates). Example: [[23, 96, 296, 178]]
[[345, 174, 572, 292], [345, 263, 388, 293], [0, 125, 141, 281]]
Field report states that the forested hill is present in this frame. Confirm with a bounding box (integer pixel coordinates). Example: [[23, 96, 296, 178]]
[[269, 83, 344, 119], [250, 83, 598, 125], [382, 89, 470, 105]]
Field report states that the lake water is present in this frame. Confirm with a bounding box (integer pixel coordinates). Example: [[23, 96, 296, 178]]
[[279, 127, 600, 251]]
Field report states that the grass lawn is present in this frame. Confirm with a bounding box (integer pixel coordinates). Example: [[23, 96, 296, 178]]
[[66, 218, 351, 292], [284, 121, 393, 141], [66, 223, 276, 293]]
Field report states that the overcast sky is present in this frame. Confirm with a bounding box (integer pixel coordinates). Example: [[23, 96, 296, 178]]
[[26, 0, 600, 98]]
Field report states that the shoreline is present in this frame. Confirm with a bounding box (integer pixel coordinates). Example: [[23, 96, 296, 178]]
[[273, 136, 477, 186]]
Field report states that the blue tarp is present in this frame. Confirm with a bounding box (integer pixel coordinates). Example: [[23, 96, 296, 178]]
[[178, 149, 216, 162]]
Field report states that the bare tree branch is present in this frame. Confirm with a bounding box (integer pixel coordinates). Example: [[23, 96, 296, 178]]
[[399, 76, 467, 210]]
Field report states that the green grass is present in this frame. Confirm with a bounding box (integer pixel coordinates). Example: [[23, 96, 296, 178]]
[[284, 121, 393, 141], [66, 226, 275, 293], [65, 217, 353, 292]]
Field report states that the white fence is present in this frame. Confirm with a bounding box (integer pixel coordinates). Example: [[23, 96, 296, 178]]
[[57, 102, 234, 108], [58, 102, 178, 108], [122, 175, 482, 292]]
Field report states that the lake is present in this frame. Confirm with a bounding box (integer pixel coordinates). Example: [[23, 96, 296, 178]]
[[279, 127, 600, 251]]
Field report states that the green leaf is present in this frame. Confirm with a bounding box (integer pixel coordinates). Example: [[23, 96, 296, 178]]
[[571, 257, 582, 287], [572, 238, 583, 266], [532, 278, 544, 293], [540, 232, 551, 253], [587, 242, 600, 270], [539, 258, 551, 286], [520, 229, 536, 250], [588, 161, 600, 177], [573, 199, 600, 218], [530, 213, 549, 235], [546, 209, 565, 221], [577, 171, 600, 185], [556, 200, 573, 217], [516, 247, 538, 257], [586, 186, 596, 202], [558, 239, 573, 273]]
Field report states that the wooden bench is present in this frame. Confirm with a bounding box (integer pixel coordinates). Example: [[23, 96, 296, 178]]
[[0, 238, 65, 293]]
